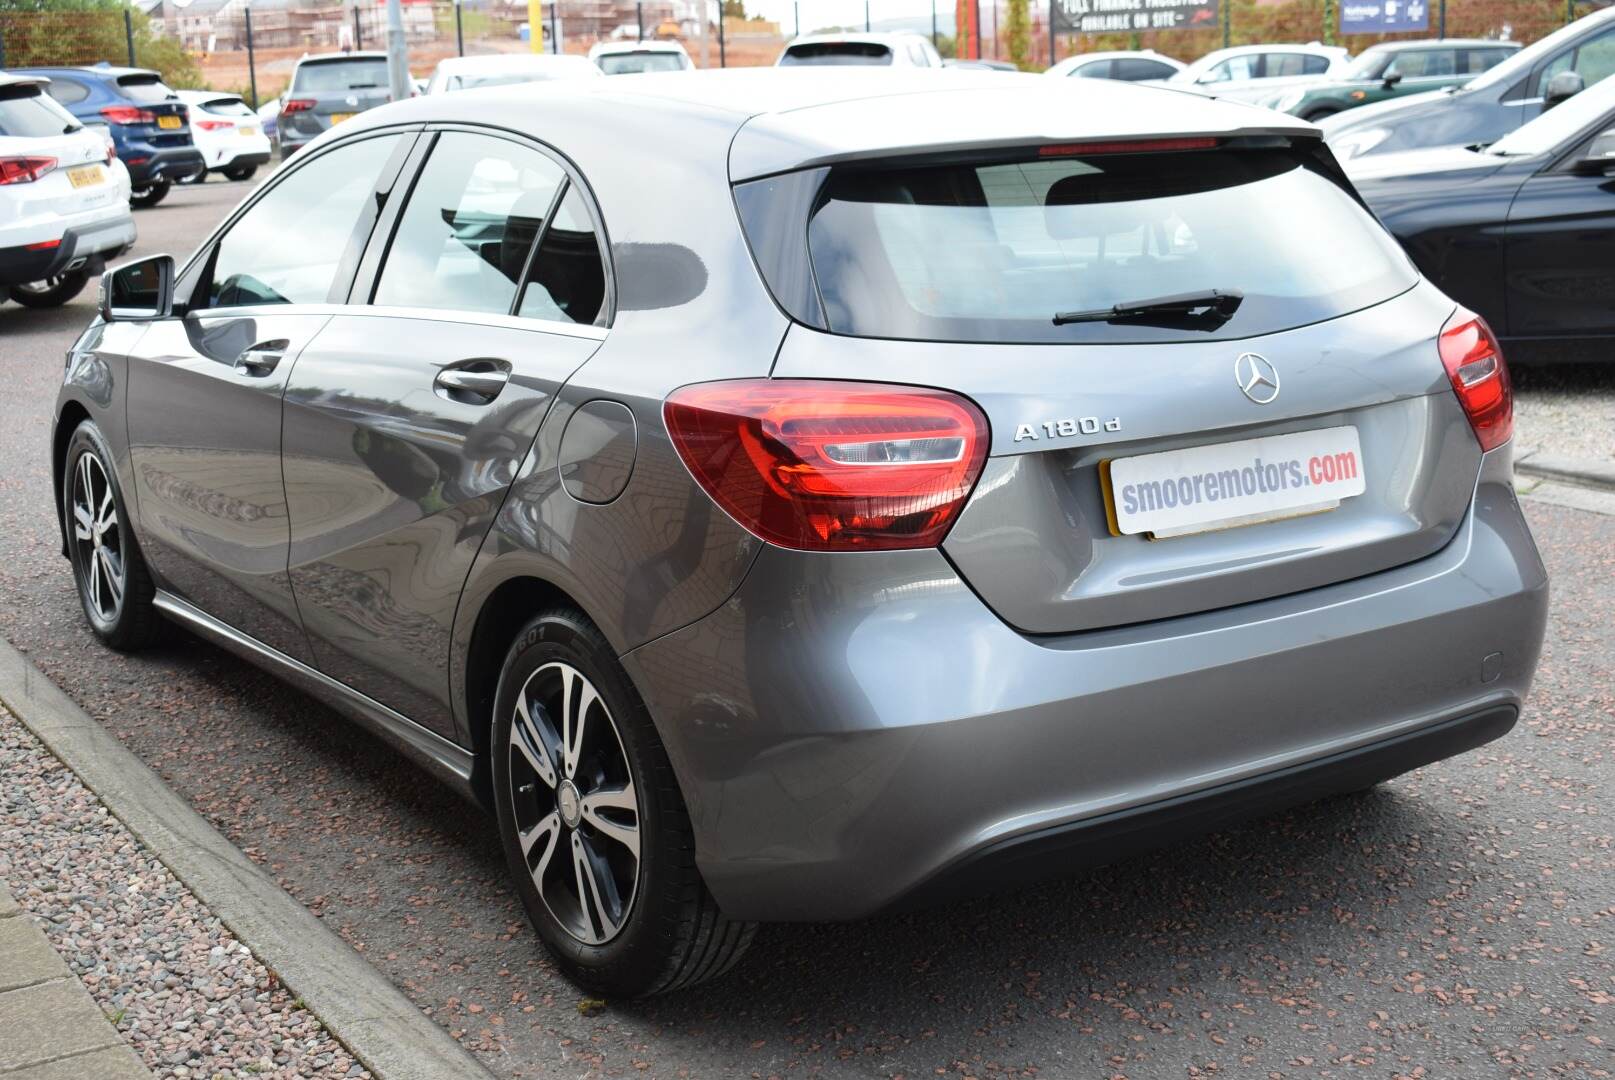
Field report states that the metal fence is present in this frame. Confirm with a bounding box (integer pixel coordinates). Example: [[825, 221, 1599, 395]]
[[0, 0, 1603, 108]]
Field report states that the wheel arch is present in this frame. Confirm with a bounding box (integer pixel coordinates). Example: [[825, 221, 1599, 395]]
[[52, 400, 94, 557], [461, 573, 592, 808]]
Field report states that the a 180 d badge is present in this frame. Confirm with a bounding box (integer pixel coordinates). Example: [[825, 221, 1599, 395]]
[[1014, 416, 1122, 442]]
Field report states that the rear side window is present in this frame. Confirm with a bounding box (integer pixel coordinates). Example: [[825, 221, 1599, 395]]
[[116, 75, 178, 103], [294, 58, 390, 92], [1387, 50, 1455, 77], [781, 42, 893, 66], [0, 86, 80, 137], [373, 131, 566, 316], [1301, 53, 1331, 75], [801, 148, 1416, 344], [1462, 48, 1513, 74], [1114, 58, 1175, 80], [208, 134, 401, 308], [44, 78, 91, 105], [517, 185, 607, 325]]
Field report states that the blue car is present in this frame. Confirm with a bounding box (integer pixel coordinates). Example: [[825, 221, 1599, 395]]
[[15, 64, 204, 208]]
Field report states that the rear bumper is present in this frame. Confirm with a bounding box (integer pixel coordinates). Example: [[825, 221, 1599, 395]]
[[622, 450, 1548, 922], [0, 216, 137, 287], [124, 147, 205, 186], [205, 147, 272, 171]]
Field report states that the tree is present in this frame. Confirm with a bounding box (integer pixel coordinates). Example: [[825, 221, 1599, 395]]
[[0, 0, 198, 86], [721, 0, 746, 18], [1005, 0, 1031, 70]]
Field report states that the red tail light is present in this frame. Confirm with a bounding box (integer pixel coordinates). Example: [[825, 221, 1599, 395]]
[[195, 118, 232, 131], [664, 380, 990, 551], [282, 98, 316, 114], [1438, 308, 1512, 453], [99, 105, 157, 125], [0, 156, 57, 184]]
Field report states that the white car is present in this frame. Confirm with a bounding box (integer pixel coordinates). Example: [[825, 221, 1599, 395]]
[[1168, 43, 1350, 103], [777, 32, 944, 68], [176, 90, 273, 182], [424, 53, 603, 94], [0, 74, 135, 309], [588, 40, 694, 75], [1045, 50, 1186, 82]]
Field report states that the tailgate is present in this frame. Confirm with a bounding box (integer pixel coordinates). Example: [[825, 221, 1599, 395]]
[[772, 281, 1483, 634]]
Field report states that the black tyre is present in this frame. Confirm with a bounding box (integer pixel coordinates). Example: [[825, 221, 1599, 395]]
[[1302, 106, 1342, 123], [8, 270, 89, 309], [130, 178, 171, 208], [63, 421, 164, 651], [491, 608, 754, 997], [223, 163, 258, 182]]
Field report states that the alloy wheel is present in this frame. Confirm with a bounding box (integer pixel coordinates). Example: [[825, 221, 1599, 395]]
[[508, 661, 641, 945], [71, 452, 125, 625]]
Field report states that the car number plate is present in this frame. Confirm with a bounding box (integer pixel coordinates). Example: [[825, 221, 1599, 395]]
[[330, 112, 356, 125], [157, 114, 182, 129], [239, 126, 258, 137], [1102, 426, 1366, 539], [66, 164, 106, 188]]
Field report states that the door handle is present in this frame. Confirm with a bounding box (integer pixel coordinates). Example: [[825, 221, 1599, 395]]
[[434, 362, 511, 404], [233, 339, 288, 377]]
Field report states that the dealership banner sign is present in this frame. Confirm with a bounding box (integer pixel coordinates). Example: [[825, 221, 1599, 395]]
[[1340, 0, 1428, 34], [1054, 0, 1219, 34]]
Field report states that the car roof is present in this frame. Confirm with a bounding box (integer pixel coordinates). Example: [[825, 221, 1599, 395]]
[[12, 64, 161, 80], [591, 40, 687, 53], [1365, 38, 1520, 52], [349, 67, 1314, 182], [436, 52, 589, 70], [1198, 42, 1345, 58], [298, 51, 389, 64], [783, 31, 929, 46], [177, 88, 244, 102]]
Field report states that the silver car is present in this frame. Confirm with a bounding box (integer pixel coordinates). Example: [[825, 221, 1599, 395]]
[[56, 70, 1548, 997]]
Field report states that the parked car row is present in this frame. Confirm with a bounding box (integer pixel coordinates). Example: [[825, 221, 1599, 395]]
[[0, 73, 135, 309]]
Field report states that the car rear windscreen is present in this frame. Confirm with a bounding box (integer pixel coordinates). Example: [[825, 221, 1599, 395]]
[[294, 58, 390, 92], [201, 97, 256, 116], [0, 85, 80, 137], [598, 52, 687, 74], [803, 148, 1417, 344], [780, 42, 893, 66], [116, 74, 179, 103]]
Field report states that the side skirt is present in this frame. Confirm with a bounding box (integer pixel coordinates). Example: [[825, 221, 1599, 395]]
[[152, 591, 480, 805]]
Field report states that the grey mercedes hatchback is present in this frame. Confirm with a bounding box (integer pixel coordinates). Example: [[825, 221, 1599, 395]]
[[55, 70, 1548, 996]]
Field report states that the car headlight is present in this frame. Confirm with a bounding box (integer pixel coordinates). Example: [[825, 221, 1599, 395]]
[[1269, 89, 1306, 113], [1328, 126, 1390, 160]]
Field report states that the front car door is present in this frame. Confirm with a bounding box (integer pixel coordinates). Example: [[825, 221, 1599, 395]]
[[125, 130, 412, 662], [282, 128, 610, 737], [1504, 117, 1615, 360]]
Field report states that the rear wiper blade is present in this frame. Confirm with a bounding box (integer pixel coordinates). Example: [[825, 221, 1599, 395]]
[[1053, 288, 1243, 327]]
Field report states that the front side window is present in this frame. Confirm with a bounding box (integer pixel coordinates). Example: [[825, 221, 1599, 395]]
[[373, 131, 567, 315], [1072, 60, 1112, 78], [803, 149, 1416, 345], [208, 134, 401, 308], [1536, 28, 1615, 96]]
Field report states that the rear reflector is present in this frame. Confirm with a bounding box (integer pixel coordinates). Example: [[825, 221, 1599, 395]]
[[23, 239, 61, 251], [1038, 137, 1220, 157], [1438, 308, 1512, 453], [664, 380, 990, 551]]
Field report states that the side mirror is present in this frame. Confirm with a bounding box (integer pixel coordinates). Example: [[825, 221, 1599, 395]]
[[1382, 72, 1403, 88], [1573, 128, 1615, 176], [1544, 70, 1585, 109], [99, 254, 174, 322]]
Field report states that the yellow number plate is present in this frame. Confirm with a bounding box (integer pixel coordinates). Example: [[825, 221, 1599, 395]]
[[330, 112, 356, 125], [157, 114, 182, 129], [67, 164, 106, 189], [239, 126, 258, 137]]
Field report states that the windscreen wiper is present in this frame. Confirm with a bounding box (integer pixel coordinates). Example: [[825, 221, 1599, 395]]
[[1053, 288, 1243, 327]]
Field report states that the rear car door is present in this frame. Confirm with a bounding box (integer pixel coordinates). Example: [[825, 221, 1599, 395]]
[[1504, 124, 1615, 348], [282, 128, 609, 737], [125, 130, 411, 663]]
